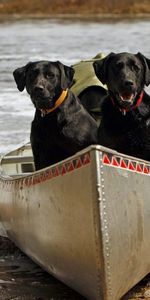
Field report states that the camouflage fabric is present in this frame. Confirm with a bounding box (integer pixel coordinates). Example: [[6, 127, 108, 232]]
[[71, 52, 107, 96]]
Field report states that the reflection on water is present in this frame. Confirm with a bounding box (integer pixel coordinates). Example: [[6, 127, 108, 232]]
[[0, 18, 150, 154]]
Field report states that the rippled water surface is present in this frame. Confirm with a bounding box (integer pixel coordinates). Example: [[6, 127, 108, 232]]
[[0, 18, 150, 299], [0, 18, 150, 154]]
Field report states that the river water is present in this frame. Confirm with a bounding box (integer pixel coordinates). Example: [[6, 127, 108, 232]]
[[0, 17, 150, 299], [0, 18, 150, 154]]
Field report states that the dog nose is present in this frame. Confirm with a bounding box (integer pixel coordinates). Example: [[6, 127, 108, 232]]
[[34, 86, 44, 92], [125, 80, 134, 87]]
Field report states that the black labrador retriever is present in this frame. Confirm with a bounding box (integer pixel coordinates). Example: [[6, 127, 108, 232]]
[[93, 52, 150, 161], [13, 61, 98, 170]]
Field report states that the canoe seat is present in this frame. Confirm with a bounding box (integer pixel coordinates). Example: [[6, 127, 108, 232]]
[[1, 155, 35, 176], [10, 173, 33, 178], [2, 156, 33, 164]]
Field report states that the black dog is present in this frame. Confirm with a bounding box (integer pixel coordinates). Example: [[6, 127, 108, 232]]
[[13, 61, 98, 170], [93, 52, 150, 161]]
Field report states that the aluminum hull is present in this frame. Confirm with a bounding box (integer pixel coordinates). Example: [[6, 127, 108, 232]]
[[0, 143, 150, 300]]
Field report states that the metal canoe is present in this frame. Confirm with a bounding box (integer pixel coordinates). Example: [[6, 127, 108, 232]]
[[0, 142, 150, 300]]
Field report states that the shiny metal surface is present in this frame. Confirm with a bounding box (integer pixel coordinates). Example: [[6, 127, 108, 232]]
[[96, 150, 150, 300], [0, 143, 150, 300]]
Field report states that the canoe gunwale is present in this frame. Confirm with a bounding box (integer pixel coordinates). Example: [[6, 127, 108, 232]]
[[1, 143, 150, 182]]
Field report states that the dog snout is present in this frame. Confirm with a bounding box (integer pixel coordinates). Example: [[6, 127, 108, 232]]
[[125, 79, 134, 87], [34, 85, 44, 93]]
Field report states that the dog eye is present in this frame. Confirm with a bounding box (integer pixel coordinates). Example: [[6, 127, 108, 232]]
[[45, 73, 54, 79], [133, 64, 140, 72], [130, 60, 140, 72], [116, 62, 124, 69]]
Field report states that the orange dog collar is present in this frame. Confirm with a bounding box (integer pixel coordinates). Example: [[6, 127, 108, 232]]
[[40, 89, 68, 117]]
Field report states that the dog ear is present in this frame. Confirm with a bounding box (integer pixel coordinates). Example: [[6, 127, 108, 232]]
[[13, 62, 32, 92], [136, 52, 150, 86], [56, 61, 75, 89], [93, 52, 115, 85]]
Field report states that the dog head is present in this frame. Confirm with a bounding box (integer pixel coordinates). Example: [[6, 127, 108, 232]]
[[13, 61, 75, 110], [93, 52, 150, 110]]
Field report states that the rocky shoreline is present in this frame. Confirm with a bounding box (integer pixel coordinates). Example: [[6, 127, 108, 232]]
[[0, 13, 150, 22]]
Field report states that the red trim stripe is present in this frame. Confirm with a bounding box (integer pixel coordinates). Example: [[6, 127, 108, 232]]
[[102, 152, 150, 175]]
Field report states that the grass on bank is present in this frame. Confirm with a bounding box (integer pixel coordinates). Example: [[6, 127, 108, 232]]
[[0, 0, 150, 15]]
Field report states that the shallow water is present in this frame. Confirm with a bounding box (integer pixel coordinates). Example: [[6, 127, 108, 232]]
[[0, 18, 150, 154]]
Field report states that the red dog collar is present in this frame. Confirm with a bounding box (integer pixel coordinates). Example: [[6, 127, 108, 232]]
[[111, 91, 144, 115]]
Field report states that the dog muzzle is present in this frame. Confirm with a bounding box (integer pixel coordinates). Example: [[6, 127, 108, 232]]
[[110, 91, 144, 115], [40, 89, 68, 117]]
